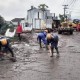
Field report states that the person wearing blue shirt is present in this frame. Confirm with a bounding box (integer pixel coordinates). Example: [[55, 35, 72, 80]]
[[37, 30, 48, 48]]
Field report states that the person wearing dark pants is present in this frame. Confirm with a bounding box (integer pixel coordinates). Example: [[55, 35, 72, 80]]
[[47, 33, 59, 57], [17, 33, 21, 41], [16, 23, 22, 41], [0, 39, 15, 58], [4, 42, 14, 57], [50, 43, 59, 57]]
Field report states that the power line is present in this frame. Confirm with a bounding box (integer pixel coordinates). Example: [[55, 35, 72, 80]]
[[74, 0, 80, 9], [63, 0, 78, 10], [66, 0, 79, 16], [68, 0, 75, 6], [69, 0, 78, 9], [63, 0, 74, 6]]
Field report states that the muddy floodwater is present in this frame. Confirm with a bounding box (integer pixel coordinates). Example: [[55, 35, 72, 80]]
[[0, 32, 80, 80]]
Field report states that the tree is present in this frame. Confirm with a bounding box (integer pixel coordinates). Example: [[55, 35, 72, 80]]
[[0, 15, 5, 29], [38, 4, 48, 11], [38, 4, 48, 19], [59, 14, 64, 23]]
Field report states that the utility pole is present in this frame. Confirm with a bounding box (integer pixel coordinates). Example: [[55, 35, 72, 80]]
[[62, 5, 68, 21]]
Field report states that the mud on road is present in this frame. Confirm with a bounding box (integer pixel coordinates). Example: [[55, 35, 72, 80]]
[[0, 32, 80, 80]]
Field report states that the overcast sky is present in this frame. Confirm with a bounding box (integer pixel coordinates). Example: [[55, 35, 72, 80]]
[[0, 0, 80, 21]]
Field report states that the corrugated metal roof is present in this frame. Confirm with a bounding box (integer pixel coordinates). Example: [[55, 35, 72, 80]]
[[11, 18, 25, 22]]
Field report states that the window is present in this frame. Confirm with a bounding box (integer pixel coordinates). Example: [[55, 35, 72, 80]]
[[25, 23, 29, 27], [38, 12, 39, 19]]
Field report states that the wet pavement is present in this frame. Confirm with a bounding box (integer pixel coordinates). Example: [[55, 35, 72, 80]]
[[0, 32, 80, 80]]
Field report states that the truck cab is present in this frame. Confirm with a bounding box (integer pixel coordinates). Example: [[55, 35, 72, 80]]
[[58, 21, 74, 35], [20, 20, 32, 32]]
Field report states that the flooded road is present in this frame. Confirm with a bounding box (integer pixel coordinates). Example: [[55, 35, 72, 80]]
[[0, 32, 80, 80]]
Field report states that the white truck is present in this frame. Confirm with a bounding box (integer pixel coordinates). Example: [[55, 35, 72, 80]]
[[20, 20, 32, 32]]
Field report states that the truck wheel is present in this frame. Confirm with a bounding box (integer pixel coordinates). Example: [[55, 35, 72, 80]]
[[58, 31, 62, 34], [70, 31, 73, 35]]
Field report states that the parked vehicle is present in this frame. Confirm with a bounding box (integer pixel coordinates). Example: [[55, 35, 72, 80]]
[[71, 23, 77, 31], [76, 23, 80, 31], [58, 21, 74, 35], [20, 21, 32, 32]]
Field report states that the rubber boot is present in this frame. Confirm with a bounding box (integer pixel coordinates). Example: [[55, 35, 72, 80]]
[[50, 47, 54, 57]]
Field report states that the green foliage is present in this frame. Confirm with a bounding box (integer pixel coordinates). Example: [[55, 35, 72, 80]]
[[0, 15, 5, 29], [59, 14, 64, 23], [38, 4, 48, 11], [38, 4, 48, 20], [0, 15, 16, 35]]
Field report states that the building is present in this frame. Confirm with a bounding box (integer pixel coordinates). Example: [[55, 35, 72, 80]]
[[11, 18, 25, 26], [10, 5, 59, 31], [26, 6, 56, 29]]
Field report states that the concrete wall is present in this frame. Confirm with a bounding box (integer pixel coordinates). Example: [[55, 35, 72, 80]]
[[27, 7, 52, 29]]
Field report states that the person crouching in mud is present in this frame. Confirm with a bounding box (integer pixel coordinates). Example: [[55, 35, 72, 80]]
[[37, 30, 48, 48], [46, 30, 59, 57], [0, 37, 16, 62]]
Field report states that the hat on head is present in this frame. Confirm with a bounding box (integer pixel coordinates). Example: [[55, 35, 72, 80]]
[[46, 33, 52, 39], [1, 39, 7, 45]]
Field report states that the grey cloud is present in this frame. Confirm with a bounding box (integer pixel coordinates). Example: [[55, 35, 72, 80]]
[[0, 0, 80, 20]]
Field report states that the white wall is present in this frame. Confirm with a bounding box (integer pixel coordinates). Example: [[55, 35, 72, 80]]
[[27, 8, 53, 29], [20, 20, 32, 31], [46, 19, 52, 28], [12, 22, 18, 26]]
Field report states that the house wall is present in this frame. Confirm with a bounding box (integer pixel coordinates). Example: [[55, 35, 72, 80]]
[[20, 20, 32, 31], [27, 7, 52, 29], [11, 22, 18, 26], [20, 20, 25, 30], [46, 19, 52, 28]]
